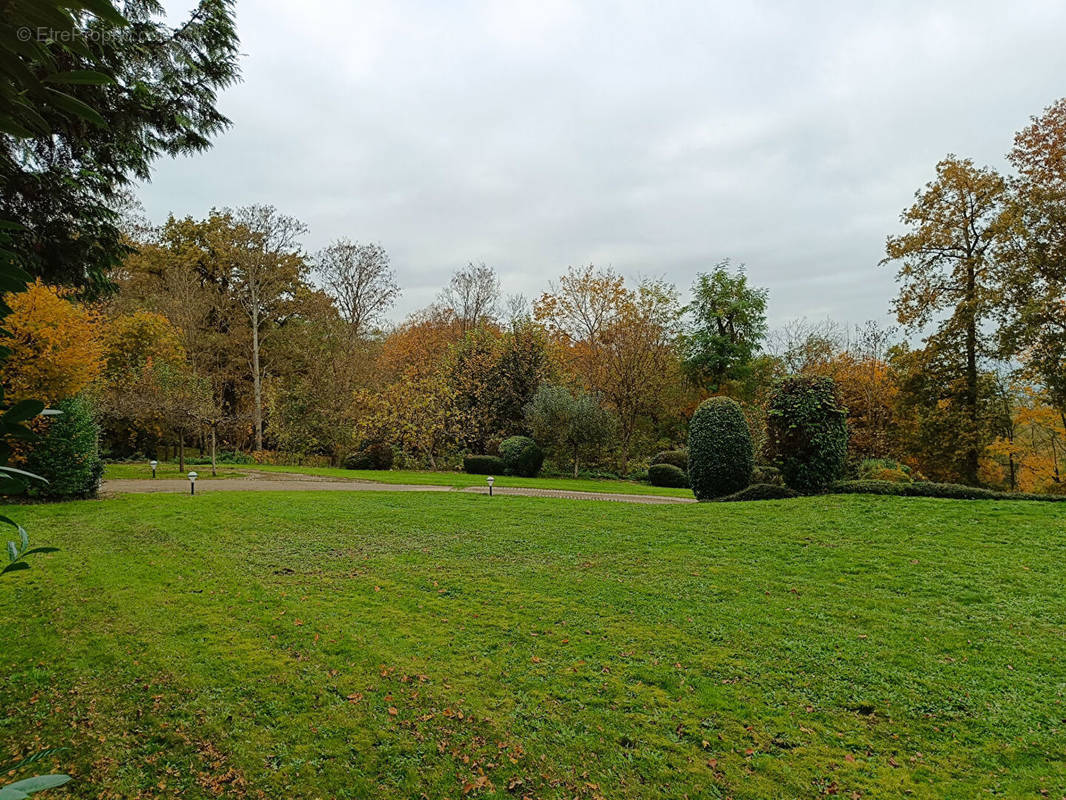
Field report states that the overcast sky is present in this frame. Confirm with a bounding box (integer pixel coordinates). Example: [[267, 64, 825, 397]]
[[137, 0, 1066, 330]]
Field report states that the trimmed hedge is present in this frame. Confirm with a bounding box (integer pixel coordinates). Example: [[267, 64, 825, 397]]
[[830, 480, 1066, 502], [463, 454, 505, 475], [651, 449, 688, 472], [716, 483, 799, 502], [343, 442, 394, 471], [499, 436, 544, 477], [766, 376, 848, 494], [26, 395, 103, 499], [648, 463, 689, 488], [687, 396, 753, 500]]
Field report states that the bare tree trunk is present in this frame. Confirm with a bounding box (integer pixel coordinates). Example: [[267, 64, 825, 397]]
[[178, 433, 185, 473], [211, 425, 217, 477], [251, 304, 264, 451], [963, 265, 980, 486]]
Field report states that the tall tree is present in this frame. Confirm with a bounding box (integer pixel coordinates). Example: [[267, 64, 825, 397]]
[[883, 156, 1010, 484], [1, 0, 240, 295], [224, 206, 309, 450], [315, 240, 399, 340], [438, 262, 499, 334], [680, 262, 768, 392], [1002, 97, 1066, 421]]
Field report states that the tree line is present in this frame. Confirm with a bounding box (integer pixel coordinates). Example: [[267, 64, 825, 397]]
[[3, 97, 1065, 492]]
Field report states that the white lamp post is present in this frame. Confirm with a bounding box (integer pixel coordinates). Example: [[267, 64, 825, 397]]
[[150, 460, 158, 478], [487, 475, 494, 496], [188, 471, 198, 495]]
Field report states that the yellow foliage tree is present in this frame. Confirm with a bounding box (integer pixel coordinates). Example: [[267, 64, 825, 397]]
[[0, 280, 103, 405]]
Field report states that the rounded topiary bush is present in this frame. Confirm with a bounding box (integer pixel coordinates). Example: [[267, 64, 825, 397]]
[[766, 376, 848, 494], [463, 454, 505, 475], [647, 463, 689, 488], [26, 395, 103, 499], [651, 449, 688, 472], [687, 396, 753, 500], [498, 436, 544, 477]]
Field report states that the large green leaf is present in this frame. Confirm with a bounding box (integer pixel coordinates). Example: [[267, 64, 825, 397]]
[[2, 400, 44, 424], [43, 70, 115, 86], [66, 0, 128, 26], [2, 775, 71, 793], [43, 88, 106, 127]]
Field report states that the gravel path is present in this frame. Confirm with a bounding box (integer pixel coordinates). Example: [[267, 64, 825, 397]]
[[102, 478, 696, 505]]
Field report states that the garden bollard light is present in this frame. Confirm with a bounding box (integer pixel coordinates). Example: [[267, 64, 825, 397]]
[[150, 460, 158, 479], [487, 476, 494, 496], [188, 471, 198, 495]]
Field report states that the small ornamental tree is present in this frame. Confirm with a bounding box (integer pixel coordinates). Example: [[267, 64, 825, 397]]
[[687, 396, 753, 500], [766, 376, 848, 493]]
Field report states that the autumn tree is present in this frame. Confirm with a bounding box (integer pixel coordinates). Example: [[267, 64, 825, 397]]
[[0, 281, 103, 405], [1002, 97, 1066, 420], [315, 240, 400, 340], [355, 373, 459, 469], [680, 262, 768, 392], [490, 320, 554, 437], [882, 156, 1011, 484], [380, 306, 465, 381], [221, 206, 310, 450], [593, 279, 682, 472], [535, 266, 681, 471]]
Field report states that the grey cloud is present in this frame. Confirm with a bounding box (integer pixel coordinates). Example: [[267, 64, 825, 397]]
[[139, 0, 1066, 329]]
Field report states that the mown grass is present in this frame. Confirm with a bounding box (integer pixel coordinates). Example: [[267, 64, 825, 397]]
[[1, 492, 1064, 798], [103, 461, 693, 497]]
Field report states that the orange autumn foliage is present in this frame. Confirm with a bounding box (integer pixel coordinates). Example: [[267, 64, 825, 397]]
[[0, 280, 104, 405]]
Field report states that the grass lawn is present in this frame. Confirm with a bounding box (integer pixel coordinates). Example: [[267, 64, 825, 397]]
[[103, 461, 694, 497], [1, 492, 1064, 798]]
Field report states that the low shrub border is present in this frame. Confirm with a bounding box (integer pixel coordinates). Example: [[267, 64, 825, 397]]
[[463, 455, 505, 475], [830, 480, 1066, 502], [716, 483, 799, 502], [711, 479, 1066, 502]]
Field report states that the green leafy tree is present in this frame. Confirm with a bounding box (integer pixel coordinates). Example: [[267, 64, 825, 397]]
[[1, 0, 240, 295], [524, 384, 615, 477], [680, 262, 768, 392]]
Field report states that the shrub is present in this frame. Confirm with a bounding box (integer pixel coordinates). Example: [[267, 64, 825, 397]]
[[26, 395, 103, 499], [498, 436, 544, 477], [651, 449, 688, 472], [766, 376, 848, 494], [647, 463, 689, 488], [687, 396, 753, 500], [751, 465, 783, 486], [716, 483, 799, 502], [858, 458, 912, 483], [343, 442, 394, 471], [463, 454, 505, 475], [829, 480, 1066, 502]]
